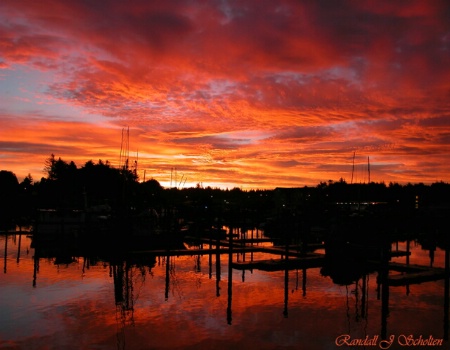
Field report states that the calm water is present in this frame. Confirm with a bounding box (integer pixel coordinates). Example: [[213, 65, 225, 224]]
[[1, 233, 448, 350]]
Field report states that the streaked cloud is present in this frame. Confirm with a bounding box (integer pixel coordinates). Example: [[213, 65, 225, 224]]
[[0, 0, 449, 188]]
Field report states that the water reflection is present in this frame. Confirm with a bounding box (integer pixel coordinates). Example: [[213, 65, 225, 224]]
[[1, 229, 449, 349]]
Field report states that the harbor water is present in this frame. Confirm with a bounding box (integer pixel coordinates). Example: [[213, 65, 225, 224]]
[[0, 233, 448, 350]]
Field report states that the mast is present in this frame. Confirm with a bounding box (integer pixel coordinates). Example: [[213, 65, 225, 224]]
[[367, 156, 371, 183], [351, 151, 356, 184], [119, 127, 130, 171], [126, 127, 129, 170], [119, 128, 124, 168], [133, 149, 138, 178], [178, 174, 184, 189]]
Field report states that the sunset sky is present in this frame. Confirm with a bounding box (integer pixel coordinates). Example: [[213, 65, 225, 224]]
[[1, 0, 449, 189]]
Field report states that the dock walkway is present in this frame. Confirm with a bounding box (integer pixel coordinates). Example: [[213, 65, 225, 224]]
[[231, 253, 325, 272], [387, 268, 446, 286]]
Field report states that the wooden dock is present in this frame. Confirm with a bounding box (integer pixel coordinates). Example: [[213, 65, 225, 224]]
[[387, 268, 446, 286], [390, 250, 411, 258], [368, 261, 448, 286], [184, 236, 277, 246], [259, 246, 308, 257], [129, 246, 266, 257], [387, 262, 430, 273], [231, 253, 325, 272], [0, 230, 31, 235]]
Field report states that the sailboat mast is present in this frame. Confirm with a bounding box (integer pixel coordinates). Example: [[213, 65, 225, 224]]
[[178, 174, 184, 189], [133, 149, 138, 177], [119, 128, 124, 168], [126, 127, 130, 170], [351, 151, 356, 184], [119, 127, 130, 171], [367, 156, 371, 183]]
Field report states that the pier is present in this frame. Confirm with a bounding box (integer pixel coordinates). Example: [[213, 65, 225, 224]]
[[387, 268, 446, 286], [231, 254, 325, 272]]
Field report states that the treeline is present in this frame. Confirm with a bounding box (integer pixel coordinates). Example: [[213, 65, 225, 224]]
[[0, 154, 162, 229], [0, 154, 449, 229]]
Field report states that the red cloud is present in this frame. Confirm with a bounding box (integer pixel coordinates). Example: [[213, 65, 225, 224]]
[[0, 0, 449, 187]]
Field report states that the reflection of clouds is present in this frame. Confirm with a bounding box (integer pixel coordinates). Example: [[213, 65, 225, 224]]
[[1, 236, 448, 348]]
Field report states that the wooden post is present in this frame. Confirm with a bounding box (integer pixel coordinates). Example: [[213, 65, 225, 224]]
[[3, 233, 7, 274], [283, 231, 289, 318], [208, 245, 212, 279], [113, 263, 124, 305], [216, 229, 221, 297], [33, 248, 39, 287], [381, 240, 390, 339], [82, 256, 86, 275], [251, 228, 254, 262], [283, 263, 289, 318], [444, 246, 449, 340], [165, 255, 170, 301], [406, 240, 410, 266], [16, 233, 22, 264], [196, 255, 201, 273], [242, 228, 246, 263], [227, 226, 233, 325], [361, 274, 367, 319], [302, 268, 307, 297]]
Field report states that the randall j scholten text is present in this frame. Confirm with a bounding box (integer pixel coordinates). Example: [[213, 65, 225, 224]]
[[335, 334, 444, 348]]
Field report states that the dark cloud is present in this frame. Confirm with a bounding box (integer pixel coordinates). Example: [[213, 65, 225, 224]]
[[270, 126, 335, 142], [172, 134, 249, 150]]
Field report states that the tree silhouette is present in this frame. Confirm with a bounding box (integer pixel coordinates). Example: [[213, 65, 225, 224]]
[[0, 170, 19, 228]]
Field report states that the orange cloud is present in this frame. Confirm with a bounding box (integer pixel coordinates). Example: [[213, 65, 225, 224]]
[[0, 0, 449, 188]]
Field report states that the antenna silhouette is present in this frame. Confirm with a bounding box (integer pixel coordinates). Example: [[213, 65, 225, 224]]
[[351, 151, 356, 184], [119, 127, 130, 171]]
